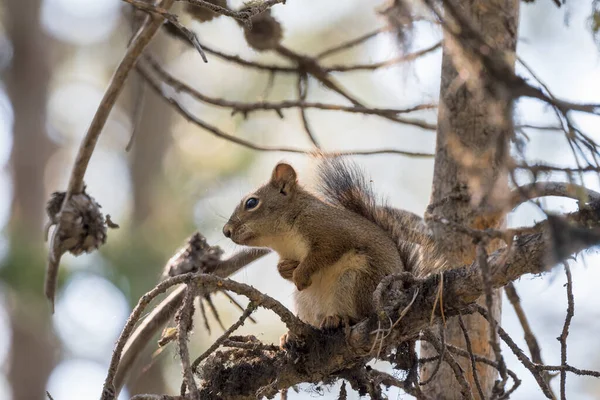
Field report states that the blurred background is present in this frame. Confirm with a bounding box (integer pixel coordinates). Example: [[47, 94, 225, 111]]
[[0, 0, 599, 399]]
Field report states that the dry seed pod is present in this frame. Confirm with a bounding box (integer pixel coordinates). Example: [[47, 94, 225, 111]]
[[240, 9, 283, 51], [46, 188, 107, 256], [186, 0, 228, 23], [163, 232, 224, 277]]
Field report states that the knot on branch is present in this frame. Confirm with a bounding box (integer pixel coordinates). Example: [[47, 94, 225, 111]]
[[186, 0, 227, 23], [374, 272, 421, 314], [199, 346, 282, 399], [45, 187, 109, 256], [163, 232, 224, 277], [237, 9, 283, 51]]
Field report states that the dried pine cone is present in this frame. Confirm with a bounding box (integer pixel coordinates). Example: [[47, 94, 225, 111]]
[[186, 0, 228, 23], [163, 232, 224, 277], [46, 188, 107, 256], [240, 9, 283, 51]]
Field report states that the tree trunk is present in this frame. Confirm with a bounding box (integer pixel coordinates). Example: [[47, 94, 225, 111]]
[[4, 0, 56, 399], [130, 34, 174, 227], [126, 32, 174, 396], [420, 0, 520, 398]]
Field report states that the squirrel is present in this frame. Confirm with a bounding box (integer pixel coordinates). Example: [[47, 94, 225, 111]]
[[222, 156, 444, 342]]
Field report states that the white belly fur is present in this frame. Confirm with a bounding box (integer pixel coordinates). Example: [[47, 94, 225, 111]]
[[294, 250, 368, 327]]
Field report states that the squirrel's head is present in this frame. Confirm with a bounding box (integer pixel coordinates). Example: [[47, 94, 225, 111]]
[[223, 162, 299, 246]]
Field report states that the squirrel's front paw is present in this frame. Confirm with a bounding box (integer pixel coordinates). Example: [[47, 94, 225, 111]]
[[292, 268, 312, 291], [319, 315, 349, 330], [277, 259, 299, 280]]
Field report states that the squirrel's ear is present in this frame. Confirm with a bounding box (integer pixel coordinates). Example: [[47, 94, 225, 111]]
[[270, 163, 297, 194]]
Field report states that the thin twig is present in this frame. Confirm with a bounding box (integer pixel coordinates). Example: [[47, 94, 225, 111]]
[[101, 273, 196, 400], [110, 271, 307, 400], [535, 364, 600, 377], [443, 343, 522, 399], [138, 62, 435, 158], [458, 314, 485, 400], [559, 262, 574, 400], [476, 305, 554, 399], [204, 295, 226, 331], [178, 284, 200, 399], [297, 73, 320, 148], [191, 302, 257, 372], [504, 282, 555, 393], [517, 164, 600, 174], [126, 70, 147, 151], [123, 0, 207, 62], [422, 330, 473, 400], [323, 42, 442, 72], [45, 0, 176, 311], [275, 44, 437, 130], [420, 325, 446, 386], [220, 290, 257, 323], [113, 248, 269, 395], [476, 243, 508, 387], [142, 54, 437, 120], [179, 0, 286, 25], [316, 28, 389, 59]]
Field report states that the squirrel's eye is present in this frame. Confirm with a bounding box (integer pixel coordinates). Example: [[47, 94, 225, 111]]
[[245, 197, 259, 210]]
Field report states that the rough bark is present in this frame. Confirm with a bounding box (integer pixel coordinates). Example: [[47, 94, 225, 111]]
[[421, 0, 520, 398]]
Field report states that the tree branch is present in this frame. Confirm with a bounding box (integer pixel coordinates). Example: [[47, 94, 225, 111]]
[[45, 0, 176, 311], [195, 199, 600, 398]]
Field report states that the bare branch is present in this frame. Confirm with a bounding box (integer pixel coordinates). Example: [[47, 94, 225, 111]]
[[123, 0, 207, 62], [190, 303, 257, 374], [559, 263, 575, 400], [458, 315, 485, 400], [504, 282, 554, 393], [194, 199, 600, 397], [476, 243, 508, 386], [102, 273, 196, 400], [323, 42, 442, 72], [181, 0, 285, 24], [45, 0, 176, 310], [317, 28, 389, 59], [137, 61, 435, 158], [476, 305, 554, 399], [141, 55, 437, 122], [422, 330, 473, 399], [113, 247, 269, 394], [426, 0, 600, 116], [510, 182, 600, 209], [178, 285, 200, 399], [296, 73, 320, 148]]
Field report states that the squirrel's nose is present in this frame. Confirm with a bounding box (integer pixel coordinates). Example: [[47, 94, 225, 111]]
[[223, 224, 232, 238]]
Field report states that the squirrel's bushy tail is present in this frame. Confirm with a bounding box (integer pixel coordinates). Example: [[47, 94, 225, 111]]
[[315, 156, 446, 276]]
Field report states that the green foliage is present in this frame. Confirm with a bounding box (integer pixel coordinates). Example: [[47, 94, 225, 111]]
[[0, 232, 63, 298]]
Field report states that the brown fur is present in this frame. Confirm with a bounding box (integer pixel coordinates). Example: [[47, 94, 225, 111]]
[[223, 162, 403, 330]]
